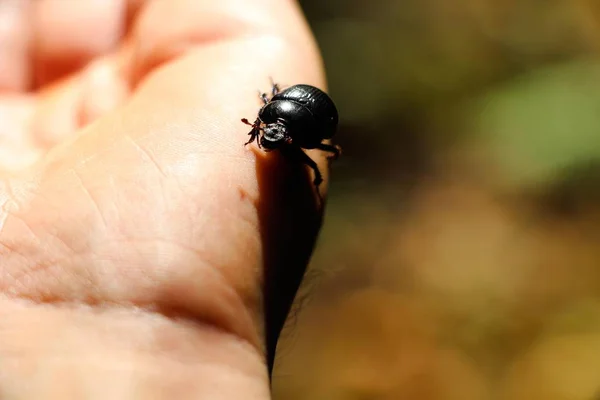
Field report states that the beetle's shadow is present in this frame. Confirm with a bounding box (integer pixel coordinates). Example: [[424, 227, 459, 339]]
[[248, 147, 324, 377]]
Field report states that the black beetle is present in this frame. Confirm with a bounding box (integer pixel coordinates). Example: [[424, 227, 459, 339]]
[[242, 81, 341, 197]]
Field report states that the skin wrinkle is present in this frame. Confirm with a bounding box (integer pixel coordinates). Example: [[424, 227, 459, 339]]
[[0, 298, 268, 383], [123, 135, 169, 179], [1, 253, 70, 300], [0, 185, 264, 349], [172, 200, 263, 325], [0, 194, 16, 235], [150, 242, 263, 350], [0, 243, 29, 294], [0, 191, 31, 263], [0, 186, 99, 300], [66, 98, 256, 176], [70, 168, 109, 231], [0, 235, 262, 352], [0, 228, 83, 301]]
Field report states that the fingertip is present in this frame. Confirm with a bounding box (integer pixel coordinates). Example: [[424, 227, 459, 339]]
[[32, 0, 126, 87], [31, 76, 82, 148], [0, 0, 33, 92], [78, 58, 130, 126]]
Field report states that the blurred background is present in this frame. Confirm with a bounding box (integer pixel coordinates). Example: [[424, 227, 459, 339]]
[[272, 1, 600, 399]]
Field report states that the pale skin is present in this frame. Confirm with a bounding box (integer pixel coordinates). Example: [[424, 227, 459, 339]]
[[0, 0, 330, 398]]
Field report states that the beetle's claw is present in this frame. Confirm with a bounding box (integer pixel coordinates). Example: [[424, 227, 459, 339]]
[[245, 131, 258, 146], [242, 118, 264, 148]]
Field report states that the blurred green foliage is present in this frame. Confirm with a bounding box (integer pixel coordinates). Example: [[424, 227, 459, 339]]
[[273, 1, 600, 399], [475, 59, 600, 188]]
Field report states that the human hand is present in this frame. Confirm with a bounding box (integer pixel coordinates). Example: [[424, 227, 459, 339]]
[[0, 0, 330, 398]]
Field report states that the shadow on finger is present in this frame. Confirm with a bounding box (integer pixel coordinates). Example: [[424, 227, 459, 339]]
[[252, 147, 325, 376]]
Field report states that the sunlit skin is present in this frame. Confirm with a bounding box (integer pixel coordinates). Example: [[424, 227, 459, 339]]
[[0, 0, 329, 398]]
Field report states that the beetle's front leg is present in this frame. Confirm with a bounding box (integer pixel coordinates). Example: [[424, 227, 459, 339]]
[[242, 118, 262, 148]]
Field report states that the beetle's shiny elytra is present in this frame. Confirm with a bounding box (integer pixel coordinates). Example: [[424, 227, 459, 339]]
[[242, 81, 341, 196]]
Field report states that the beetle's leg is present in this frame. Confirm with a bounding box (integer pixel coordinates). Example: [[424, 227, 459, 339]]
[[302, 151, 323, 202], [272, 83, 281, 96], [315, 142, 342, 161], [259, 91, 269, 104], [282, 146, 324, 202], [268, 77, 281, 96], [244, 130, 260, 147], [242, 118, 262, 147]]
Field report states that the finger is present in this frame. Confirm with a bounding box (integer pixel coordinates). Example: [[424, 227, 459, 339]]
[[0, 0, 33, 92], [0, 95, 40, 171], [32, 0, 126, 87], [30, 76, 83, 147], [78, 55, 130, 126], [127, 0, 329, 371], [29, 48, 130, 148]]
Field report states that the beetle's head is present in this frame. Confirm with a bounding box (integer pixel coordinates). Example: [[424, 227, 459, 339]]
[[260, 122, 289, 150]]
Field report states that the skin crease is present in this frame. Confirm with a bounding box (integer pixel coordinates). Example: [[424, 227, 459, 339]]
[[0, 0, 331, 399]]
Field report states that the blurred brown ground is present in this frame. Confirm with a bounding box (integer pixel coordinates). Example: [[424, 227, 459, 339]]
[[272, 1, 600, 399]]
